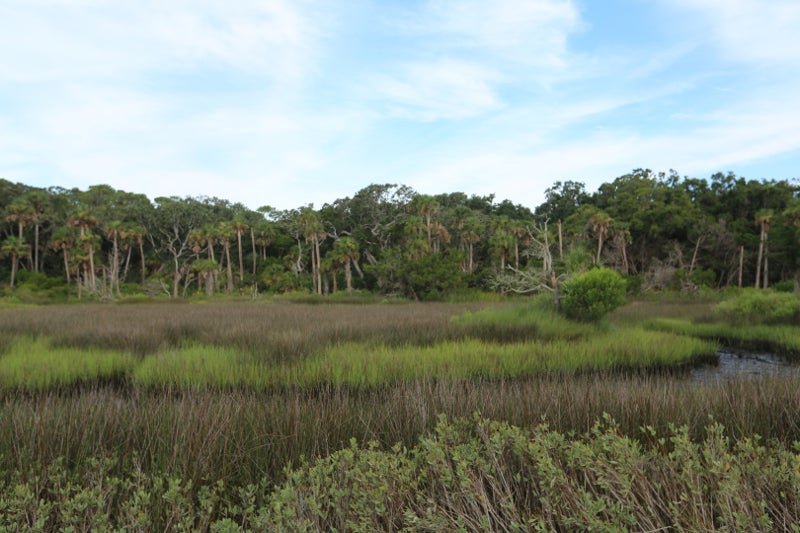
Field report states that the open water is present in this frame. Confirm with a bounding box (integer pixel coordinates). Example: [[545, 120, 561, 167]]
[[690, 349, 800, 383]]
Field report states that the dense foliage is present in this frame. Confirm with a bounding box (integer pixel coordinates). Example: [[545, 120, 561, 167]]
[[2, 414, 799, 531], [2, 169, 799, 300], [561, 267, 627, 321]]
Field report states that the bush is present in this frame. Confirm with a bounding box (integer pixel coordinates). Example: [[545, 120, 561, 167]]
[[714, 289, 800, 325], [561, 268, 626, 321], [772, 280, 796, 293]]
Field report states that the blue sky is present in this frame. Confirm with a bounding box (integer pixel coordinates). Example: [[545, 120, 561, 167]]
[[1, 0, 799, 211]]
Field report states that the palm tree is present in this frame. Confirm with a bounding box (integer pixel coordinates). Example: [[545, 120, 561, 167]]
[[332, 236, 359, 293], [188, 229, 205, 260], [126, 225, 147, 286], [22, 191, 48, 272], [462, 217, 483, 274], [490, 216, 513, 270], [231, 218, 249, 283], [489, 230, 514, 270], [49, 226, 78, 285], [430, 220, 451, 254], [509, 220, 527, 270], [300, 208, 325, 294], [2, 236, 30, 288], [69, 210, 99, 290], [253, 220, 275, 269], [411, 195, 439, 248], [104, 220, 124, 297], [217, 222, 235, 293], [4, 202, 33, 239], [754, 209, 774, 288], [77, 232, 100, 296], [192, 258, 219, 297], [589, 211, 612, 265]]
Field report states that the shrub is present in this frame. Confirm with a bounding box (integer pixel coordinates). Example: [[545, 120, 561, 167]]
[[772, 279, 796, 293], [714, 289, 800, 325], [561, 268, 626, 321]]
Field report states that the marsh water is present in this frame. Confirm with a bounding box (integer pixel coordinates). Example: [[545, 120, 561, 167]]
[[690, 349, 800, 383]]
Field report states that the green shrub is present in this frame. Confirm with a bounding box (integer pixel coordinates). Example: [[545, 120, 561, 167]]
[[561, 268, 626, 321], [772, 279, 796, 293], [714, 289, 800, 325]]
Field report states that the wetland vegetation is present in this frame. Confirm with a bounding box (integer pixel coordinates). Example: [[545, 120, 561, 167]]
[[1, 294, 800, 531]]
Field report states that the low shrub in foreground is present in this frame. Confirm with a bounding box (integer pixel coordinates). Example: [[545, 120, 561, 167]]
[[2, 415, 799, 532]]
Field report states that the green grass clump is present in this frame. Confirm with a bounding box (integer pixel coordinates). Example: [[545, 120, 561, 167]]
[[451, 301, 597, 342], [293, 328, 714, 387], [646, 318, 800, 357], [133, 343, 267, 389], [714, 289, 800, 325], [0, 337, 134, 391]]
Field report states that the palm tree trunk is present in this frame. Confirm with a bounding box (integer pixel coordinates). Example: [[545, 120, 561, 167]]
[[315, 238, 322, 295], [237, 231, 244, 282], [755, 226, 766, 288], [88, 247, 96, 291], [596, 233, 604, 265], [9, 253, 18, 288], [251, 228, 257, 276], [62, 248, 71, 285], [345, 259, 353, 292], [34, 223, 40, 272], [112, 236, 121, 297], [225, 243, 233, 292], [123, 246, 132, 281], [139, 239, 146, 286]]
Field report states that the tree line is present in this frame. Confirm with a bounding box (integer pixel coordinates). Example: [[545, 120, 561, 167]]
[[1, 169, 799, 300]]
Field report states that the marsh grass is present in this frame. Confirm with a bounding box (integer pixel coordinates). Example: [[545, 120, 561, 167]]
[[2, 374, 800, 492], [646, 318, 800, 357], [0, 336, 134, 391], [2, 298, 800, 529], [451, 301, 597, 342], [298, 329, 714, 387], [0, 301, 489, 360]]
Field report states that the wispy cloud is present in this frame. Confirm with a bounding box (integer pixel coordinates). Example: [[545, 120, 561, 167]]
[[416, 0, 581, 64], [369, 60, 504, 121], [669, 0, 800, 64]]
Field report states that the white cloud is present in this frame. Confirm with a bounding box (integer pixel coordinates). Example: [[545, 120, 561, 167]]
[[417, 0, 581, 65], [668, 0, 800, 64], [0, 0, 322, 83], [370, 60, 504, 121]]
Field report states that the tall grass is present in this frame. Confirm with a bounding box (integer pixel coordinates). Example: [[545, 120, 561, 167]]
[[646, 318, 800, 356], [297, 329, 714, 387], [0, 336, 134, 390], [0, 301, 491, 359], [3, 373, 800, 492]]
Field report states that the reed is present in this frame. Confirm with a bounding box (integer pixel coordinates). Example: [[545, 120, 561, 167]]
[[0, 336, 134, 391], [646, 318, 800, 356], [3, 373, 800, 493], [296, 328, 714, 387]]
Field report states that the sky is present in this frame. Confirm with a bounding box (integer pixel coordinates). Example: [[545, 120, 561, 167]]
[[1, 0, 799, 212]]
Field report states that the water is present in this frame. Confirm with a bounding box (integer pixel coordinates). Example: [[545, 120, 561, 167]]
[[690, 349, 800, 383]]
